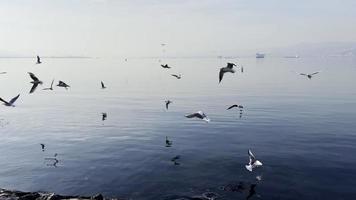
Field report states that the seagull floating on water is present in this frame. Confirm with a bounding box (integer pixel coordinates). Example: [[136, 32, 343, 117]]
[[166, 136, 172, 147], [0, 94, 20, 107], [219, 63, 236, 83], [40, 144, 45, 151], [300, 72, 319, 79], [36, 55, 41, 64], [165, 100, 172, 110], [171, 74, 181, 79], [227, 104, 244, 110], [101, 81, 106, 89], [57, 80, 70, 89], [43, 79, 54, 90], [161, 64, 171, 69], [245, 149, 263, 172], [185, 111, 210, 122]]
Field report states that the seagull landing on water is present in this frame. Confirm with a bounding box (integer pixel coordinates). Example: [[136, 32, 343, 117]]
[[43, 79, 54, 90], [101, 81, 106, 89], [0, 94, 20, 107], [219, 63, 236, 83], [57, 81, 70, 89], [171, 74, 181, 79], [165, 136, 172, 147], [300, 72, 319, 79], [165, 100, 172, 110], [161, 64, 171, 69], [36, 55, 42, 64], [245, 149, 263, 172], [227, 104, 244, 110], [185, 111, 210, 122]]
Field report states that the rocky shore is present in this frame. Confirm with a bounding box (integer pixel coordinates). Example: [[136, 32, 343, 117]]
[[0, 189, 125, 200]]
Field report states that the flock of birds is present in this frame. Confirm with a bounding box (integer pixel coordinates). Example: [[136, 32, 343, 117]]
[[0, 55, 322, 199]]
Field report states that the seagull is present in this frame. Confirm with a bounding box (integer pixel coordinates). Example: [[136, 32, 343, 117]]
[[165, 100, 172, 110], [245, 149, 263, 172], [161, 64, 171, 69], [171, 74, 181, 79], [171, 155, 180, 165], [40, 144, 45, 151], [0, 94, 20, 107], [185, 111, 210, 122], [43, 79, 54, 90], [28, 72, 42, 84], [102, 113, 107, 121], [219, 63, 236, 83], [101, 81, 106, 89], [57, 80, 70, 89], [227, 104, 244, 110], [36, 55, 42, 64], [300, 72, 319, 79], [165, 136, 172, 147]]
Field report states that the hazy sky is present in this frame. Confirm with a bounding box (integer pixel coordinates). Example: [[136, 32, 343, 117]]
[[0, 0, 355, 57]]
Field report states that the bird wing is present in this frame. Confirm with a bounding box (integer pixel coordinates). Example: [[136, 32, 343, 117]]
[[219, 68, 224, 83], [254, 160, 263, 166], [28, 72, 39, 82], [50, 79, 54, 88], [0, 98, 9, 105], [37, 56, 40, 63], [171, 74, 177, 78], [227, 105, 237, 110], [248, 149, 256, 160], [29, 83, 39, 94], [310, 72, 319, 75], [227, 63, 235, 69], [185, 113, 200, 118], [9, 94, 20, 105], [300, 73, 307, 76], [166, 102, 169, 109], [101, 81, 105, 88]]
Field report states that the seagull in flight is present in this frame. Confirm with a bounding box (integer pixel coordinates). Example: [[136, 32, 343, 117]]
[[101, 81, 106, 89], [57, 80, 70, 89], [165, 100, 172, 110], [36, 55, 42, 64], [161, 64, 171, 69], [185, 111, 210, 122], [245, 149, 263, 172], [227, 104, 244, 110], [28, 72, 43, 93], [171, 74, 181, 79], [102, 113, 107, 121], [0, 94, 20, 107], [43, 79, 54, 90], [219, 63, 236, 83], [300, 72, 319, 79], [40, 144, 45, 151], [165, 136, 172, 147]]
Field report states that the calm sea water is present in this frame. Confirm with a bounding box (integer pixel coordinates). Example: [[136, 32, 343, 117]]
[[0, 56, 356, 200]]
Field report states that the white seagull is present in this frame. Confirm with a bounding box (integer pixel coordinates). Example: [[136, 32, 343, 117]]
[[0, 94, 20, 107], [245, 149, 263, 172], [185, 111, 210, 122], [219, 63, 236, 83]]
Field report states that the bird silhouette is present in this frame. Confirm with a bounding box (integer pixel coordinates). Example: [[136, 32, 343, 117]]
[[0, 94, 20, 107], [219, 63, 236, 83]]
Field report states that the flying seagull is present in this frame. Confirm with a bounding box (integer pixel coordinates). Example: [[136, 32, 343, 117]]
[[28, 72, 43, 93], [102, 113, 107, 121], [171, 74, 181, 79], [300, 72, 319, 79], [0, 94, 20, 107], [43, 79, 54, 90], [57, 80, 70, 89], [36, 55, 42, 64], [101, 81, 106, 89], [245, 149, 263, 172], [165, 136, 172, 147], [40, 144, 45, 151], [165, 100, 172, 110], [227, 104, 244, 110], [161, 64, 171, 69], [185, 111, 210, 122], [219, 63, 236, 83]]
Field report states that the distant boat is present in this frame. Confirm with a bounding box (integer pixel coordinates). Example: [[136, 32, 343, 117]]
[[256, 53, 265, 58], [284, 55, 299, 58]]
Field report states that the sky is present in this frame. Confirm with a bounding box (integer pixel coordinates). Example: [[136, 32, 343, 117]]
[[0, 0, 355, 57]]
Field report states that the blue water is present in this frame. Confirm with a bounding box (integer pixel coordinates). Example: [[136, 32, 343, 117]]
[[0, 57, 356, 199]]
